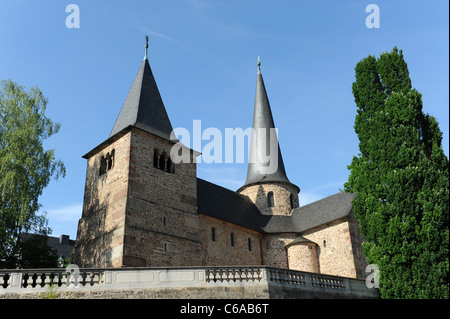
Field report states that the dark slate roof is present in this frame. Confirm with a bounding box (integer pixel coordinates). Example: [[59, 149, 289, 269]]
[[110, 58, 174, 141], [197, 178, 271, 232], [263, 191, 356, 233], [197, 177, 355, 235], [243, 65, 298, 191]]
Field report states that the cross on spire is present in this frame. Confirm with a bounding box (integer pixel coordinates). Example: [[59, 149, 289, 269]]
[[144, 35, 149, 60]]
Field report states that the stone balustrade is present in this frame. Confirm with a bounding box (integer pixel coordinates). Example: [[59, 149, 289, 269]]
[[0, 266, 379, 299]]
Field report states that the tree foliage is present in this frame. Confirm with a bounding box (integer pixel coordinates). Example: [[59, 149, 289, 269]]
[[345, 47, 449, 298], [0, 79, 65, 268]]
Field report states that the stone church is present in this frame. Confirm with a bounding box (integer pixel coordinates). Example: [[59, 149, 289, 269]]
[[72, 39, 368, 280]]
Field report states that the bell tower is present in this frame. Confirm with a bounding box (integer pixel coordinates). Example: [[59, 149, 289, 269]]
[[237, 58, 300, 216], [73, 37, 202, 268]]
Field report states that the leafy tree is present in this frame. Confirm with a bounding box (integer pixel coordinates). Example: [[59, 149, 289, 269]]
[[0, 79, 65, 268], [345, 47, 449, 299]]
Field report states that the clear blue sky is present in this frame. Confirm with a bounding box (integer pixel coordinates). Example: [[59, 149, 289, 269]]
[[1, 1, 448, 239]]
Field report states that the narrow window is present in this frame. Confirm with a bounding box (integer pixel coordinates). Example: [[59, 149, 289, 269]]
[[230, 233, 235, 247], [163, 217, 166, 226], [167, 157, 174, 173], [107, 149, 115, 170], [153, 149, 160, 168], [159, 153, 166, 171], [266, 242, 270, 250], [323, 240, 327, 248], [164, 243, 168, 252], [290, 194, 295, 209], [211, 228, 216, 242], [267, 192, 274, 207], [248, 238, 252, 251], [99, 156, 107, 176]]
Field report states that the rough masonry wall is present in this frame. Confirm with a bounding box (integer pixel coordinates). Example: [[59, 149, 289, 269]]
[[238, 183, 299, 216], [261, 234, 297, 269], [123, 129, 202, 267], [73, 132, 132, 268], [287, 243, 319, 273], [199, 215, 262, 266], [300, 219, 359, 279]]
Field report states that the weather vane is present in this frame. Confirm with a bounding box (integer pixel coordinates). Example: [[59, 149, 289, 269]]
[[257, 56, 261, 71], [144, 35, 149, 60]]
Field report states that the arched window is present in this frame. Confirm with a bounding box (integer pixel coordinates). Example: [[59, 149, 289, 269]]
[[267, 192, 274, 207], [99, 149, 115, 176], [211, 228, 216, 242], [159, 152, 167, 171], [167, 157, 174, 173], [99, 155, 107, 176], [248, 238, 253, 251], [153, 149, 160, 168], [154, 149, 175, 174], [230, 233, 235, 247]]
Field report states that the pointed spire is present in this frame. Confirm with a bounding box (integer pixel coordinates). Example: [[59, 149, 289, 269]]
[[243, 60, 296, 188], [110, 37, 173, 140]]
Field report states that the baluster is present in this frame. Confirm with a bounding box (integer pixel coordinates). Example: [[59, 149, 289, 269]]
[[229, 269, 235, 282], [224, 269, 230, 282]]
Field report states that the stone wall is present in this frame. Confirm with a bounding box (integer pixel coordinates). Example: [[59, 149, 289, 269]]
[[261, 234, 296, 269], [199, 215, 262, 266], [238, 183, 299, 216], [122, 129, 202, 267], [72, 131, 132, 268], [299, 219, 366, 279], [73, 128, 203, 268], [287, 243, 319, 273], [0, 266, 379, 299]]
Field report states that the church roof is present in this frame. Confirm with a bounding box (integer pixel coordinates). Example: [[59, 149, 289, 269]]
[[110, 52, 174, 141], [197, 177, 355, 235], [197, 178, 271, 232], [242, 61, 297, 191], [263, 191, 356, 233]]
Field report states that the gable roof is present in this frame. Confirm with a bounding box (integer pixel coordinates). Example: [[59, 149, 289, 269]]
[[197, 178, 355, 235], [197, 178, 271, 232], [263, 191, 356, 233]]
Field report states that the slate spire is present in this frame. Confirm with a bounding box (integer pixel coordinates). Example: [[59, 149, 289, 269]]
[[243, 58, 294, 187], [110, 36, 174, 140]]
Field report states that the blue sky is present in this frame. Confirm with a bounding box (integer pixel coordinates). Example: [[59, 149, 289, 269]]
[[0, 1, 448, 239]]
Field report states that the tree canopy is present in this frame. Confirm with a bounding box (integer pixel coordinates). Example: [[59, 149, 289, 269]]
[[345, 47, 449, 298], [0, 79, 65, 268]]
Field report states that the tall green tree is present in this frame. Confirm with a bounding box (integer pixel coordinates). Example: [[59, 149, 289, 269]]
[[0, 79, 65, 268], [345, 47, 449, 298]]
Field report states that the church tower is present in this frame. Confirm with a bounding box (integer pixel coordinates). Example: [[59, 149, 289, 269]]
[[237, 59, 300, 216], [73, 37, 202, 268]]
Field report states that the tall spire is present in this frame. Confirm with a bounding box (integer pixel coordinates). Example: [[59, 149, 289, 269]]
[[110, 36, 174, 140], [243, 58, 294, 188]]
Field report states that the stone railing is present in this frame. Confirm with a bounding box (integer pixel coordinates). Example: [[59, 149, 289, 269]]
[[205, 267, 264, 283], [0, 266, 378, 298]]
